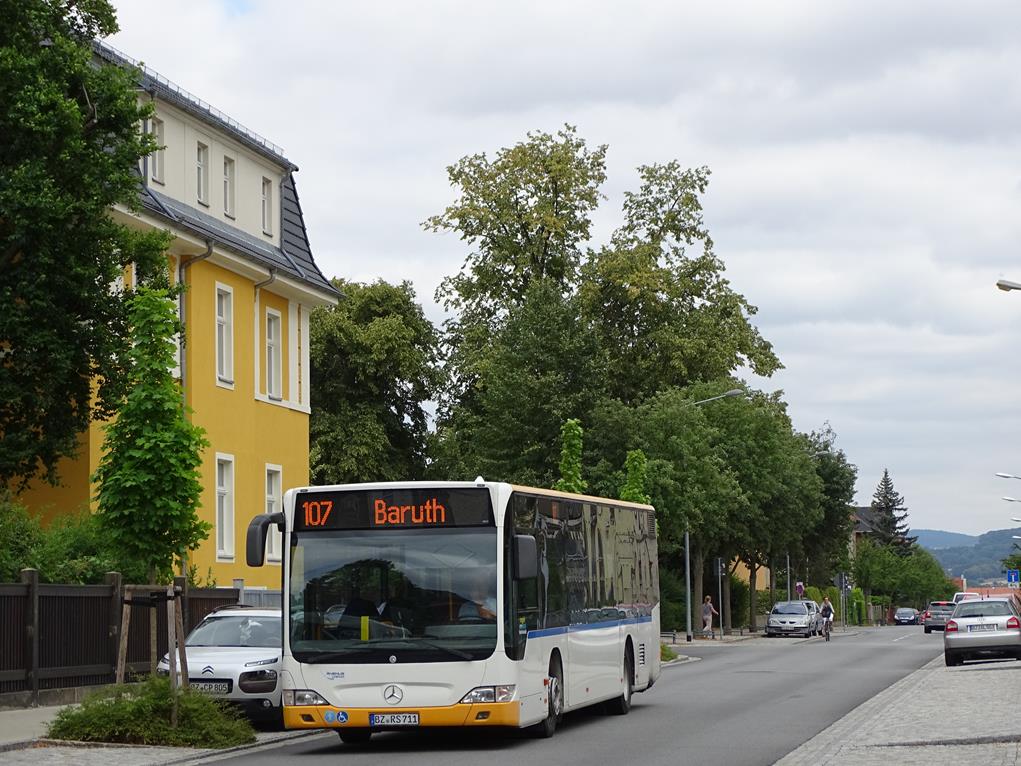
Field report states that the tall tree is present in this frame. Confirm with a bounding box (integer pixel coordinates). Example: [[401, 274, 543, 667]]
[[310, 279, 440, 484], [870, 469, 916, 554], [579, 163, 780, 404], [1, 0, 167, 488], [93, 287, 210, 583], [801, 425, 858, 583], [424, 126, 607, 423], [432, 281, 600, 485]]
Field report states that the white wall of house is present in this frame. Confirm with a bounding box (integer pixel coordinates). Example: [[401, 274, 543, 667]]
[[146, 100, 282, 248]]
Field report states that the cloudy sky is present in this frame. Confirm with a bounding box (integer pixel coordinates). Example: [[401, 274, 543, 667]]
[[110, 1, 1021, 537]]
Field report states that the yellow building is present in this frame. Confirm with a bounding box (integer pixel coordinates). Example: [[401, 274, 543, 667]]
[[16, 43, 339, 587]]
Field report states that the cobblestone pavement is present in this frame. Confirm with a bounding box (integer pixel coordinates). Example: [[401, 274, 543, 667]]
[[0, 730, 312, 766], [776, 654, 1021, 765]]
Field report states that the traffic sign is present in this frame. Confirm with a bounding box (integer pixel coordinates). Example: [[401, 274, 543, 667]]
[[795, 581, 804, 597], [1008, 569, 1019, 585]]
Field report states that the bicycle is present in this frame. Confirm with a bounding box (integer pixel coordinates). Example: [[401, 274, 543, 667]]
[[822, 618, 832, 641]]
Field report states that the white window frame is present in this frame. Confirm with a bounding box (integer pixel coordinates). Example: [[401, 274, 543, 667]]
[[265, 464, 283, 563], [266, 309, 282, 400], [150, 118, 165, 184], [261, 177, 273, 235], [197, 141, 209, 205], [216, 454, 235, 561], [223, 156, 235, 218], [215, 283, 234, 387]]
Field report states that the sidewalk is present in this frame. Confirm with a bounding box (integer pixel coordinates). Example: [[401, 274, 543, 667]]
[[0, 706, 314, 766], [776, 654, 1021, 765]]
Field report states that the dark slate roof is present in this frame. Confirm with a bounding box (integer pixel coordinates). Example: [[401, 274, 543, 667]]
[[853, 506, 881, 535], [93, 41, 295, 170], [140, 183, 338, 299]]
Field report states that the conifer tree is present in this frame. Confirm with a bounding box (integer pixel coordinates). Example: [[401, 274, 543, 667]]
[[870, 469, 916, 554]]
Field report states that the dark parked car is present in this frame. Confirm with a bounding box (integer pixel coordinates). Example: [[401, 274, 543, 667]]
[[894, 608, 919, 625], [922, 601, 954, 633]]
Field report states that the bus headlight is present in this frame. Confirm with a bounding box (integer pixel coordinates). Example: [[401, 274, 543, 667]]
[[283, 689, 329, 706], [459, 685, 516, 704]]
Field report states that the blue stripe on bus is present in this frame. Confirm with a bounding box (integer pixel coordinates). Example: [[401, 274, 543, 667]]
[[526, 615, 653, 639]]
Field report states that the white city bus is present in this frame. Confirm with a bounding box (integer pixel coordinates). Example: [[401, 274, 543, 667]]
[[247, 480, 660, 744]]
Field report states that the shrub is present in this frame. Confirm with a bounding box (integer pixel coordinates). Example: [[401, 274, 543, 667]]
[[0, 495, 41, 582], [47, 676, 255, 748], [729, 575, 749, 627], [804, 585, 823, 604], [661, 643, 678, 662]]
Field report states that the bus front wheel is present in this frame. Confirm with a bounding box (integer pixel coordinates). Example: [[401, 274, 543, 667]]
[[605, 646, 633, 716], [532, 657, 564, 738], [337, 729, 372, 745]]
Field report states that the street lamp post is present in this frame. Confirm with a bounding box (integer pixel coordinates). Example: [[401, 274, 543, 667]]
[[997, 279, 1021, 292], [683, 388, 745, 642]]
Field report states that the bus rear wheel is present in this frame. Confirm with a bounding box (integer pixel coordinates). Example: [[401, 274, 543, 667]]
[[605, 646, 633, 716], [532, 657, 563, 738], [337, 729, 372, 745]]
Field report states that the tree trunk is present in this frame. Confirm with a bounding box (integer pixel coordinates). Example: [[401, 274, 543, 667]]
[[748, 563, 759, 632], [768, 559, 776, 605]]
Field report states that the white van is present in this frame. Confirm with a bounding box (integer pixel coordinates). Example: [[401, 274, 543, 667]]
[[952, 592, 981, 604]]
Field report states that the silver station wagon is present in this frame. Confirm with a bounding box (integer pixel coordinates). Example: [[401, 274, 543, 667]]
[[943, 597, 1021, 666], [766, 601, 814, 638]]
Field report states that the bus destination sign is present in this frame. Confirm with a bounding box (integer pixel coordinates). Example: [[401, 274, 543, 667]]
[[295, 488, 494, 531]]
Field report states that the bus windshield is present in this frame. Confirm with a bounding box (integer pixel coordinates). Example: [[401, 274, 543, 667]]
[[289, 527, 498, 663]]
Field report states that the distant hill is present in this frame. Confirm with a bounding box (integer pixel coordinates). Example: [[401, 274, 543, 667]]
[[919, 528, 1021, 583], [912, 529, 979, 550]]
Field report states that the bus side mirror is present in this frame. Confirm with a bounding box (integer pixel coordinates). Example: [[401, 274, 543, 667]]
[[513, 535, 537, 580], [246, 512, 284, 567]]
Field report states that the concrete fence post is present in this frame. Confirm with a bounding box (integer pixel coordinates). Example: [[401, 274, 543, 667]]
[[105, 572, 122, 680], [20, 569, 39, 706]]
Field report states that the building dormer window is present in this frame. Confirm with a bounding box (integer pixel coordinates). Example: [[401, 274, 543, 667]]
[[223, 157, 235, 218], [196, 142, 209, 205], [261, 177, 273, 235], [150, 118, 164, 184]]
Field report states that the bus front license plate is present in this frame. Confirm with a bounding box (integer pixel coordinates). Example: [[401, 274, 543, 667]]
[[370, 713, 419, 727]]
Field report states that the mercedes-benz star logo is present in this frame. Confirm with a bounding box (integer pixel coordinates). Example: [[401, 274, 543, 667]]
[[383, 684, 404, 705]]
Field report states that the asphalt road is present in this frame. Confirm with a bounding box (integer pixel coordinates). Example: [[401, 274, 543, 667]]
[[209, 626, 941, 766]]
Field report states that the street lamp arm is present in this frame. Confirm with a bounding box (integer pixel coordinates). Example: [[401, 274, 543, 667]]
[[691, 389, 746, 407]]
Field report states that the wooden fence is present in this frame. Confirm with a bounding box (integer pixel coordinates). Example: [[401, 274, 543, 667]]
[[0, 569, 239, 704]]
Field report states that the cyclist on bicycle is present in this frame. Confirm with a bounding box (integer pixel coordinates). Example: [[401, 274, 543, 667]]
[[820, 596, 835, 640]]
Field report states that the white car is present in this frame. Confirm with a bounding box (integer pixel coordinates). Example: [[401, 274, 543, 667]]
[[158, 605, 282, 723]]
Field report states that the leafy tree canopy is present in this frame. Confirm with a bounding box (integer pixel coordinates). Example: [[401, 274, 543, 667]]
[[310, 279, 441, 484], [801, 424, 858, 582], [431, 280, 599, 485], [1, 0, 168, 488], [579, 164, 780, 404]]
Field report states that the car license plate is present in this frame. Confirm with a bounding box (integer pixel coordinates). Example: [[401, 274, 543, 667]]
[[369, 713, 419, 727], [969, 624, 995, 632], [190, 680, 231, 694]]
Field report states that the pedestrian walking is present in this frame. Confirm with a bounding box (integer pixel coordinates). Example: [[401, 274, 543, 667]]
[[702, 595, 719, 639]]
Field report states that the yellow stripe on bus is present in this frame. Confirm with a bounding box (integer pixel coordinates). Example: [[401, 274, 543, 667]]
[[283, 702, 520, 729]]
